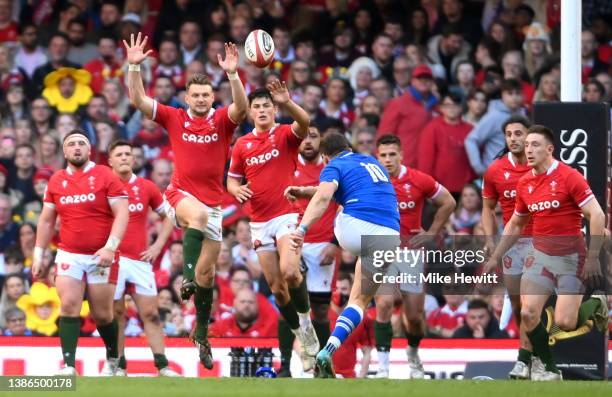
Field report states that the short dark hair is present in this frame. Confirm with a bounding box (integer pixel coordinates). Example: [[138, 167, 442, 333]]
[[248, 88, 274, 106], [68, 17, 87, 30], [468, 299, 490, 311], [441, 92, 462, 104], [4, 246, 24, 263], [320, 132, 350, 157], [501, 78, 522, 93], [502, 115, 531, 133], [336, 272, 353, 284], [18, 22, 37, 35], [49, 32, 70, 44], [376, 134, 401, 148], [15, 143, 35, 155], [585, 79, 605, 96], [442, 23, 463, 38], [108, 139, 132, 154], [528, 124, 555, 145]]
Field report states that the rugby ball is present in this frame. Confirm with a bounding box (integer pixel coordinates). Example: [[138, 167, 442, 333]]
[[244, 29, 275, 68]]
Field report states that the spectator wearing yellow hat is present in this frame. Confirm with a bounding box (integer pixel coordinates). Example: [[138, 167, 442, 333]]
[[42, 67, 93, 113], [16, 282, 61, 336]]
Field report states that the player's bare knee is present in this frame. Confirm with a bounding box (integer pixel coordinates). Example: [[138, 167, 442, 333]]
[[60, 301, 81, 317], [142, 309, 161, 326], [376, 300, 393, 321], [281, 267, 302, 287], [92, 312, 114, 325], [520, 306, 538, 329], [556, 314, 577, 331]]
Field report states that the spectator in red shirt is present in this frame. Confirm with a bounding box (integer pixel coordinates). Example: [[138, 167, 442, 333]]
[[209, 288, 278, 338], [418, 92, 476, 196], [378, 64, 438, 168], [330, 273, 373, 378], [426, 286, 467, 338], [0, 0, 18, 44], [84, 35, 124, 94]]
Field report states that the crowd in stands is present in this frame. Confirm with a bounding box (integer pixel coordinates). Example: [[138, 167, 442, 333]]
[[0, 0, 611, 339]]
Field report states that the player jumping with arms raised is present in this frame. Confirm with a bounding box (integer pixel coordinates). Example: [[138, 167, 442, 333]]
[[227, 82, 319, 371], [125, 32, 248, 369]]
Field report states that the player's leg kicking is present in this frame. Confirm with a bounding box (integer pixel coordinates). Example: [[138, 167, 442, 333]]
[[113, 256, 179, 377], [315, 213, 399, 378], [252, 214, 319, 372]]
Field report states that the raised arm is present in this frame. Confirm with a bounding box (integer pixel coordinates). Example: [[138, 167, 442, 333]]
[[219, 42, 248, 124], [124, 32, 155, 119], [267, 79, 310, 138]]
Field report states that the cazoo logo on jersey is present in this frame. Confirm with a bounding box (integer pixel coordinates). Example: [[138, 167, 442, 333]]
[[503, 189, 517, 198], [528, 200, 560, 212], [398, 201, 416, 209], [246, 149, 280, 166], [60, 193, 96, 205], [182, 132, 219, 144], [128, 203, 145, 212]]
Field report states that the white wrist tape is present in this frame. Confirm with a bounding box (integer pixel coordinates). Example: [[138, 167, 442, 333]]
[[34, 246, 44, 262], [104, 235, 121, 252], [227, 72, 239, 81], [128, 64, 141, 72]]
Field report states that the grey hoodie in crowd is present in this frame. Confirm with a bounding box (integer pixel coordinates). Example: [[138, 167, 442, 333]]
[[464, 99, 526, 175]]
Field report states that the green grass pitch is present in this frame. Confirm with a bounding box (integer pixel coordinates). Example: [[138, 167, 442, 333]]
[[6, 378, 612, 397]]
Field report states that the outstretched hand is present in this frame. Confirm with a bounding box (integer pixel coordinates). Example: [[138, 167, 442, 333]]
[[266, 79, 290, 105], [123, 32, 153, 65], [218, 42, 239, 74]]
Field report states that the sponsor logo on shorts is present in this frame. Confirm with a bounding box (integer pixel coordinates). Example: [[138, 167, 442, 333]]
[[525, 255, 535, 268], [60, 263, 70, 270], [253, 239, 262, 249]]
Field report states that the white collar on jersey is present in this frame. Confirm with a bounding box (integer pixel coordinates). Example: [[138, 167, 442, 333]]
[[252, 124, 279, 137], [186, 107, 215, 120], [66, 161, 95, 175], [128, 174, 137, 184], [398, 164, 408, 179], [531, 159, 559, 176], [507, 152, 516, 167], [298, 153, 323, 166]]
